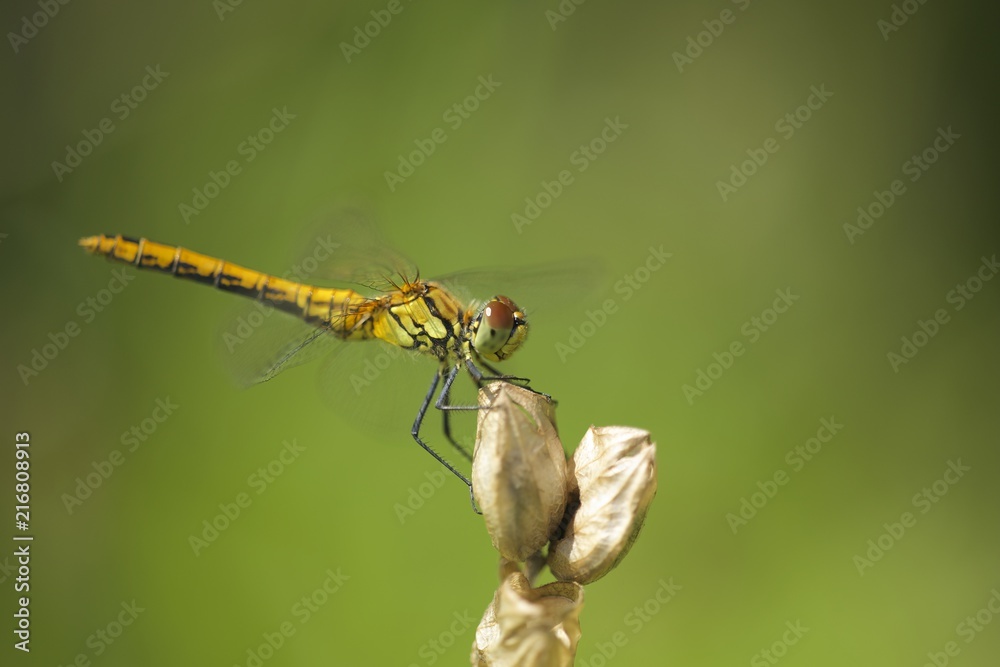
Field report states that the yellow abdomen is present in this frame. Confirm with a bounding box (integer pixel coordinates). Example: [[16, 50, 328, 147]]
[[79, 234, 374, 340]]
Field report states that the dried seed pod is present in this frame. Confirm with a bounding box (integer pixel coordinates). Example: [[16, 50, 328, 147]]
[[472, 383, 568, 562], [471, 566, 584, 667], [548, 426, 657, 584]]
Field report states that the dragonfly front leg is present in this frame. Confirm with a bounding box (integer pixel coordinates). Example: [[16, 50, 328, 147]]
[[412, 370, 472, 491], [438, 365, 474, 462], [465, 358, 556, 405], [465, 358, 530, 386]]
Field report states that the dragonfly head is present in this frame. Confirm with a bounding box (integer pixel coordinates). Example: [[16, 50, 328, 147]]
[[471, 295, 527, 362]]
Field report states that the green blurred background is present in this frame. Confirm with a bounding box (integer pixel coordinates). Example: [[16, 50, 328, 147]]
[[3, 1, 999, 665]]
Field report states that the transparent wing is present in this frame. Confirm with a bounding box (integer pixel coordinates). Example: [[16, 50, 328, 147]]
[[215, 305, 339, 388], [290, 208, 418, 292], [434, 257, 605, 321]]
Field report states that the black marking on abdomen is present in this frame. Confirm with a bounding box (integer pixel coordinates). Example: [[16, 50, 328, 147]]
[[175, 260, 216, 285], [217, 272, 259, 298]]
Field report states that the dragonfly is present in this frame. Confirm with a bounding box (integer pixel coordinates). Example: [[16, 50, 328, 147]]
[[78, 230, 545, 505]]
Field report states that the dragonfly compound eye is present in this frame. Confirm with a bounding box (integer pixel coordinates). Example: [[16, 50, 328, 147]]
[[473, 296, 527, 361]]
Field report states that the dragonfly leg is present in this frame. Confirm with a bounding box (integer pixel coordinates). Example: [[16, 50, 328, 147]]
[[465, 358, 554, 403], [412, 371, 473, 492], [439, 366, 473, 462], [465, 358, 538, 389], [436, 363, 485, 413]]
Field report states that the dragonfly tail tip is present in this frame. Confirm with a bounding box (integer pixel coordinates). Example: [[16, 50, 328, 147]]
[[78, 235, 99, 253]]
